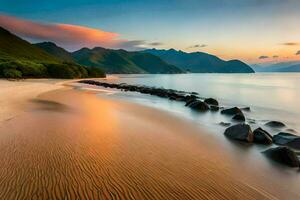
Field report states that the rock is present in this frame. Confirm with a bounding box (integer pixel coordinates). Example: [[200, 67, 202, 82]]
[[185, 98, 198, 107], [265, 121, 285, 128], [285, 138, 300, 150], [219, 122, 231, 127], [285, 128, 297, 133], [263, 147, 300, 167], [189, 100, 209, 111], [253, 127, 273, 144], [221, 107, 243, 116], [241, 107, 251, 111], [210, 105, 219, 111], [232, 113, 245, 121], [273, 132, 299, 145], [224, 124, 253, 142], [204, 98, 219, 106]]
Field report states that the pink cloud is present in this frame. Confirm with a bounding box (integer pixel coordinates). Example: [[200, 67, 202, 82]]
[[0, 14, 126, 50]]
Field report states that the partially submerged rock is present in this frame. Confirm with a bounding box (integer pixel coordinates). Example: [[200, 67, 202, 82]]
[[241, 107, 251, 112], [253, 127, 273, 144], [273, 132, 299, 145], [265, 121, 286, 128], [263, 147, 300, 167], [224, 124, 253, 142], [219, 122, 231, 127], [188, 100, 209, 111], [232, 113, 245, 121], [273, 132, 300, 150], [210, 105, 219, 111], [221, 107, 243, 116], [204, 98, 219, 106]]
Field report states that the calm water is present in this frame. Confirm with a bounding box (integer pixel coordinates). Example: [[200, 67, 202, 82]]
[[87, 73, 300, 193], [103, 73, 300, 136]]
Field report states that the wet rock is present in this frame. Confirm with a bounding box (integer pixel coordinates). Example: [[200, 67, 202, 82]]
[[253, 127, 273, 144], [285, 128, 297, 133], [224, 124, 253, 142], [210, 105, 219, 111], [185, 98, 198, 107], [189, 100, 209, 111], [265, 121, 285, 128], [241, 107, 251, 112], [285, 138, 300, 150], [219, 122, 231, 127], [204, 98, 219, 106], [273, 132, 300, 145], [221, 107, 243, 116], [263, 147, 300, 167], [232, 113, 245, 121]]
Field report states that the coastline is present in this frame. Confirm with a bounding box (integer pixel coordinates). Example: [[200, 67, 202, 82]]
[[0, 79, 299, 199]]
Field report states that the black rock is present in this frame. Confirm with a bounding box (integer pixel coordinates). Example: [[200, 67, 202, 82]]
[[263, 147, 300, 167], [253, 127, 273, 144], [210, 105, 219, 111], [189, 100, 209, 111], [265, 121, 286, 128], [232, 113, 245, 121], [221, 107, 243, 116], [219, 122, 231, 127], [285, 138, 300, 150], [185, 98, 198, 107], [204, 98, 219, 106], [224, 124, 253, 142], [273, 132, 300, 145], [241, 107, 251, 111]]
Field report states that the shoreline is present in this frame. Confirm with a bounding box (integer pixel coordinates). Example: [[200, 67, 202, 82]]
[[0, 79, 299, 199]]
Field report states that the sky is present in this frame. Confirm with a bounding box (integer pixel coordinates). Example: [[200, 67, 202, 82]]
[[0, 0, 300, 64]]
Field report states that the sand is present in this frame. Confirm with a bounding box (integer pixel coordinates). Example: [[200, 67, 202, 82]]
[[0, 79, 299, 199]]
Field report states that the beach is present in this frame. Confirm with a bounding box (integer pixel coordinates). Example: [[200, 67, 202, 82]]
[[0, 79, 299, 199]]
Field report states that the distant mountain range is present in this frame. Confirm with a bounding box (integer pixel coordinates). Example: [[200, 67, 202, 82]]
[[252, 61, 300, 72], [1, 26, 255, 78], [34, 42, 183, 74], [143, 49, 254, 73]]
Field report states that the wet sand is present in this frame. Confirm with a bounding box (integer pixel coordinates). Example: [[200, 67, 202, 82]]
[[0, 79, 299, 199]]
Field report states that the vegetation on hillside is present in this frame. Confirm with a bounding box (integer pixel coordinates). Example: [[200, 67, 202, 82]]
[[0, 60, 105, 79], [0, 27, 105, 79]]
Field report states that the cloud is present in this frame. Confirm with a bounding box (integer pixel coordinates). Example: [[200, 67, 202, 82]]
[[259, 55, 269, 59], [148, 42, 163, 46], [118, 40, 147, 50], [296, 50, 300, 55], [273, 55, 279, 58], [187, 44, 207, 49], [281, 42, 299, 46], [0, 14, 144, 51]]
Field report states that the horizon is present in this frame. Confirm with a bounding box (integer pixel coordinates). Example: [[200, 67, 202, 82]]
[[1, 0, 300, 64]]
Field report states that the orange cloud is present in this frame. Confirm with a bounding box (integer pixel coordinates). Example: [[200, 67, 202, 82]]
[[0, 14, 125, 50]]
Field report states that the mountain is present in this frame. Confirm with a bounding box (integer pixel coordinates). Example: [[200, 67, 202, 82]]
[[252, 61, 300, 72], [34, 42, 75, 62], [143, 49, 254, 73], [0, 27, 59, 63], [0, 27, 105, 79], [277, 64, 300, 72], [72, 47, 183, 74]]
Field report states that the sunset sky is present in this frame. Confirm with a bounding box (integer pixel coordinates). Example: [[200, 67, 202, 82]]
[[1, 0, 300, 64]]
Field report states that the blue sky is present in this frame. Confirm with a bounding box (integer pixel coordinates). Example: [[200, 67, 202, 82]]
[[1, 0, 300, 63]]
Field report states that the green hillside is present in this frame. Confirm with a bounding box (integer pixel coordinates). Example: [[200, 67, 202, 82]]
[[34, 42, 75, 62], [0, 27, 59, 63], [0, 27, 105, 79]]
